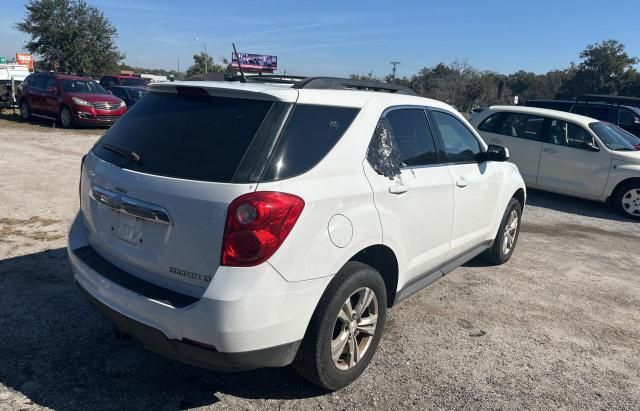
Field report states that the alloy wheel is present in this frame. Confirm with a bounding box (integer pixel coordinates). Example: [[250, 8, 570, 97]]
[[331, 287, 378, 371], [61, 107, 72, 128], [502, 209, 519, 255]]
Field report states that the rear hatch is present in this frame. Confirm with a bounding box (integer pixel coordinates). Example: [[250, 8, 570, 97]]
[[80, 83, 297, 297]]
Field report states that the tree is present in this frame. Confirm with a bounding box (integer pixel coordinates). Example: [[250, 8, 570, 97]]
[[560, 39, 639, 97], [186, 53, 225, 77], [15, 0, 124, 77]]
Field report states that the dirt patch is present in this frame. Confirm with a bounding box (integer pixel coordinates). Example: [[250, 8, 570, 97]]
[[0, 216, 64, 243]]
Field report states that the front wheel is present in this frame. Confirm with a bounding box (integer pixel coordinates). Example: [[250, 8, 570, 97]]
[[483, 197, 522, 265], [614, 181, 640, 220], [293, 262, 387, 391], [58, 106, 74, 128], [20, 100, 31, 120]]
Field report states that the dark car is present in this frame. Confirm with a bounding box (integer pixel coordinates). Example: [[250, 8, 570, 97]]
[[18, 72, 127, 128], [100, 75, 148, 88], [105, 86, 147, 107], [526, 97, 640, 138]]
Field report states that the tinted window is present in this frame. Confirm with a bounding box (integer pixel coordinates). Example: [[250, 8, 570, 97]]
[[481, 112, 543, 141], [431, 111, 481, 162], [545, 119, 595, 149], [385, 109, 438, 166], [94, 92, 274, 182], [587, 106, 610, 121], [31, 75, 47, 89], [110, 88, 126, 99], [121, 78, 147, 87], [262, 105, 359, 181], [619, 108, 639, 126], [478, 112, 507, 133], [44, 77, 57, 90]]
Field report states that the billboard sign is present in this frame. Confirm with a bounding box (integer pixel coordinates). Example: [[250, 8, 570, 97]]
[[16, 53, 34, 70], [231, 52, 277, 73]]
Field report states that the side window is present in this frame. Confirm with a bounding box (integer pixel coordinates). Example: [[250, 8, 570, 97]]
[[573, 105, 587, 116], [111, 88, 126, 99], [31, 75, 46, 89], [384, 109, 438, 167], [44, 77, 56, 91], [545, 119, 595, 149], [431, 111, 481, 163], [478, 112, 507, 133], [619, 109, 639, 126]]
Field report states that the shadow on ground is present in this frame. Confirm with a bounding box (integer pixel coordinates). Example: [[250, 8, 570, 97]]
[[0, 248, 325, 410], [525, 188, 637, 223], [0, 109, 104, 134]]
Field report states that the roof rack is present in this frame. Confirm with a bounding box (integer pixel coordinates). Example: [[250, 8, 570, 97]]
[[244, 74, 307, 84], [293, 77, 416, 95], [577, 94, 640, 106]]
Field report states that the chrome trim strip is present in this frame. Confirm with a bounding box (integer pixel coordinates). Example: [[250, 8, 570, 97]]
[[89, 185, 172, 225]]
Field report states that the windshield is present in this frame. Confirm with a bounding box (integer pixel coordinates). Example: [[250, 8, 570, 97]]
[[60, 79, 106, 94], [589, 122, 639, 151], [121, 78, 147, 87]]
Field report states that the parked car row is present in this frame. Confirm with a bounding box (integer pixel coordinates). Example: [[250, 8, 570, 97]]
[[17, 72, 148, 128]]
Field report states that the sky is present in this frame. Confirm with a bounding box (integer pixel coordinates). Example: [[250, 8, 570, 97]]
[[2, 0, 640, 78]]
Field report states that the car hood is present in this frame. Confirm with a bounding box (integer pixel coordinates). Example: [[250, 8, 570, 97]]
[[65, 92, 122, 104], [611, 150, 640, 165]]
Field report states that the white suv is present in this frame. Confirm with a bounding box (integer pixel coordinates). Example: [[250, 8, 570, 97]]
[[471, 106, 640, 219], [68, 77, 526, 390]]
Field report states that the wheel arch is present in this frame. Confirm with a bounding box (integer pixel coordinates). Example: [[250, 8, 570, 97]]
[[348, 244, 399, 308], [610, 177, 640, 202]]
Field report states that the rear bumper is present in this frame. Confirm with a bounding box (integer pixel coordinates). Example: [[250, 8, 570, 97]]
[[68, 212, 331, 370], [77, 283, 300, 371]]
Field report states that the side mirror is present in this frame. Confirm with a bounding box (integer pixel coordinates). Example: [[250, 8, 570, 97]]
[[484, 144, 509, 162], [582, 141, 600, 152], [47, 87, 57, 95], [106, 90, 113, 94]]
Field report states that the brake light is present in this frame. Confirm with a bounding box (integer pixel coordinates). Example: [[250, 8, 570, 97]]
[[221, 192, 305, 267]]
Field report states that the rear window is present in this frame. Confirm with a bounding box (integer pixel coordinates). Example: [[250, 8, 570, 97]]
[[93, 91, 274, 182], [121, 78, 147, 87], [261, 105, 359, 181]]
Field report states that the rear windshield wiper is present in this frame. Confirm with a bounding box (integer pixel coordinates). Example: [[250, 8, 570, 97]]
[[101, 143, 141, 163]]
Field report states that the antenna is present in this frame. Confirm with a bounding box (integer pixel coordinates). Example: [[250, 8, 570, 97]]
[[390, 61, 400, 81], [232, 43, 247, 83]]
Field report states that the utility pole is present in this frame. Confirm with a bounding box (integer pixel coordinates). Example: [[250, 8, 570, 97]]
[[390, 61, 400, 82], [177, 57, 180, 75], [204, 42, 208, 75]]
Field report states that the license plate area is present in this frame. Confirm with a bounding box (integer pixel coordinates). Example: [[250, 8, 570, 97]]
[[111, 211, 144, 245]]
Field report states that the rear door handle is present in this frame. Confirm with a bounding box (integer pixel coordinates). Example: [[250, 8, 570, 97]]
[[456, 178, 468, 188], [543, 147, 557, 153], [389, 184, 409, 194]]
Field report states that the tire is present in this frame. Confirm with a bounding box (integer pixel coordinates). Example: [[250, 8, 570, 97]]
[[293, 261, 387, 391], [613, 181, 640, 220], [483, 197, 522, 265], [20, 100, 31, 121], [58, 105, 74, 128]]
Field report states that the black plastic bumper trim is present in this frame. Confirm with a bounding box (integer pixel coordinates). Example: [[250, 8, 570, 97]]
[[72, 245, 199, 308]]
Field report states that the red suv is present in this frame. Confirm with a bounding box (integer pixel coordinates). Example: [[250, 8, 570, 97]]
[[18, 72, 127, 128]]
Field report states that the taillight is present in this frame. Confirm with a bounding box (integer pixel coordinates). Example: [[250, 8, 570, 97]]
[[221, 192, 305, 267]]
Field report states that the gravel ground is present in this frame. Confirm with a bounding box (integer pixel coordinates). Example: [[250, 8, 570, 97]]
[[0, 112, 639, 410]]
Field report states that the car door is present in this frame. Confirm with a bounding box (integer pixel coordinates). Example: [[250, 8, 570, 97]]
[[477, 111, 544, 185], [27, 74, 46, 112], [618, 107, 640, 138], [363, 107, 454, 283], [42, 76, 59, 115], [537, 118, 611, 198], [430, 109, 500, 257]]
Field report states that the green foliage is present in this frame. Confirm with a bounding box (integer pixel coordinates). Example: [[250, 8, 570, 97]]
[[15, 0, 124, 78], [351, 39, 639, 112], [186, 53, 225, 77], [560, 39, 639, 97]]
